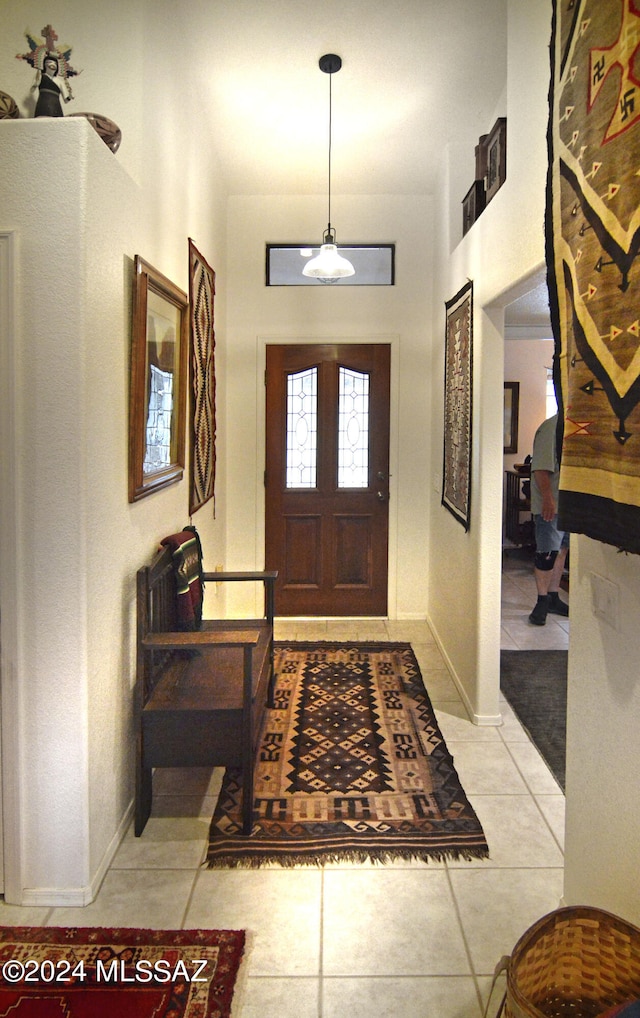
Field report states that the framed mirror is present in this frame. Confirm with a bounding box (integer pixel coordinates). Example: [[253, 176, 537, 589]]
[[128, 256, 188, 502]]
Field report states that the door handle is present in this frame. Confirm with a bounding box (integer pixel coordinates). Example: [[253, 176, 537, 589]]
[[377, 490, 387, 502]]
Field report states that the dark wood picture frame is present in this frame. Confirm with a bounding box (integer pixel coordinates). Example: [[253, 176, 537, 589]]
[[128, 256, 188, 502], [442, 281, 473, 530], [462, 180, 486, 235], [475, 133, 489, 181], [503, 381, 520, 454], [485, 117, 507, 203]]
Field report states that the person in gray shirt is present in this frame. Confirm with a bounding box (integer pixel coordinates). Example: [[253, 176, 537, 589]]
[[528, 413, 569, 626]]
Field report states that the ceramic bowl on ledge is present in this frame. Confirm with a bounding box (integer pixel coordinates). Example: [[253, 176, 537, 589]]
[[70, 112, 122, 153], [0, 91, 20, 119]]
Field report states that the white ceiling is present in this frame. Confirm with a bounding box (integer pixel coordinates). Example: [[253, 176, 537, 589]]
[[504, 267, 553, 338], [504, 285, 553, 336], [198, 0, 508, 196], [194, 0, 551, 333]]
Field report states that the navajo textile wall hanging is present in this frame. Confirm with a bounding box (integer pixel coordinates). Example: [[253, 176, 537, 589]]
[[188, 239, 216, 515], [547, 1, 640, 553], [442, 280, 473, 530]]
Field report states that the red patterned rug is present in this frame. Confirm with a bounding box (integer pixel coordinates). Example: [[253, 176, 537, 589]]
[[207, 642, 488, 867], [0, 926, 245, 1017]]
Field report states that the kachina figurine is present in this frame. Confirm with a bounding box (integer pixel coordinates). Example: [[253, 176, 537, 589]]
[[16, 24, 81, 117]]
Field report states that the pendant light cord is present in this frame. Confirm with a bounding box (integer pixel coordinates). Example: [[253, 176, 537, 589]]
[[327, 70, 332, 236]]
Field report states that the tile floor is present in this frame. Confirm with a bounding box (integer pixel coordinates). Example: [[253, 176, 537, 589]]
[[0, 562, 568, 1018], [501, 547, 569, 651]]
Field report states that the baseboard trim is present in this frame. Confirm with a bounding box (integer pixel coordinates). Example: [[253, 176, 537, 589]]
[[21, 885, 95, 908], [472, 710, 504, 726], [425, 612, 503, 727], [273, 614, 429, 623], [88, 799, 135, 903], [20, 800, 134, 908]]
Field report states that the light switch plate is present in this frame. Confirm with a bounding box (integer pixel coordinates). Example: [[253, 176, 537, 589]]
[[590, 572, 619, 629]]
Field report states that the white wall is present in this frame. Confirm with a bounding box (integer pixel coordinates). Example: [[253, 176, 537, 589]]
[[563, 538, 640, 921], [1, 120, 134, 901], [224, 193, 433, 621], [428, 2, 552, 725], [0, 1, 229, 903]]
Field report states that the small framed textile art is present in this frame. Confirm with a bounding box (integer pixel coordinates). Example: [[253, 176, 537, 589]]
[[128, 256, 188, 502], [462, 180, 485, 236], [485, 117, 506, 204], [442, 281, 473, 530], [188, 239, 216, 515]]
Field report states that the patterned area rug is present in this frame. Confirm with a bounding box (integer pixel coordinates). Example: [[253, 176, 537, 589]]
[[207, 642, 488, 867], [0, 926, 245, 1017], [547, 1, 640, 553]]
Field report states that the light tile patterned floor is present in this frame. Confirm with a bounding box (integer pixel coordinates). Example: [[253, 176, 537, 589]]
[[0, 570, 567, 1018], [501, 548, 569, 651]]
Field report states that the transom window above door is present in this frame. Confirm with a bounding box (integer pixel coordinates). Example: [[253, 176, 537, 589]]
[[266, 244, 395, 286]]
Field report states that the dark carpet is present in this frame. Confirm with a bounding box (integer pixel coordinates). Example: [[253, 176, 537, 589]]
[[500, 650, 567, 791]]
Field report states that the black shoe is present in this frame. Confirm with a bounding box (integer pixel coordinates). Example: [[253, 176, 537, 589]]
[[529, 599, 548, 626], [548, 595, 569, 617]]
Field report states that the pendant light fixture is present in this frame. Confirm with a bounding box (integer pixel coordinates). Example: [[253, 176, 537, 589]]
[[302, 53, 355, 283]]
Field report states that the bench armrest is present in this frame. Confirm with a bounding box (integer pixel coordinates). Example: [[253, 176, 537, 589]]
[[202, 570, 278, 583], [201, 570, 278, 624], [142, 629, 262, 651]]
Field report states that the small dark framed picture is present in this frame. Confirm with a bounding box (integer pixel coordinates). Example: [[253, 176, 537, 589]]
[[462, 180, 486, 235], [475, 133, 489, 181], [503, 381, 519, 454], [485, 117, 507, 203]]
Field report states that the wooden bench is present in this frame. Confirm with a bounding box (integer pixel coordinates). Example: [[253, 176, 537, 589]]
[[135, 532, 277, 837]]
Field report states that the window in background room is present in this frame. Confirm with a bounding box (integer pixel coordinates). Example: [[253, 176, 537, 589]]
[[546, 366, 558, 419]]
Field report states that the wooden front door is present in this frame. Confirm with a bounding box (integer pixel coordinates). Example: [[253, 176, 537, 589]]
[[265, 344, 391, 616]]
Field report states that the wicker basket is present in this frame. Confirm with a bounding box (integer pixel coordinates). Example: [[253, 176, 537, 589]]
[[493, 907, 640, 1018]]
